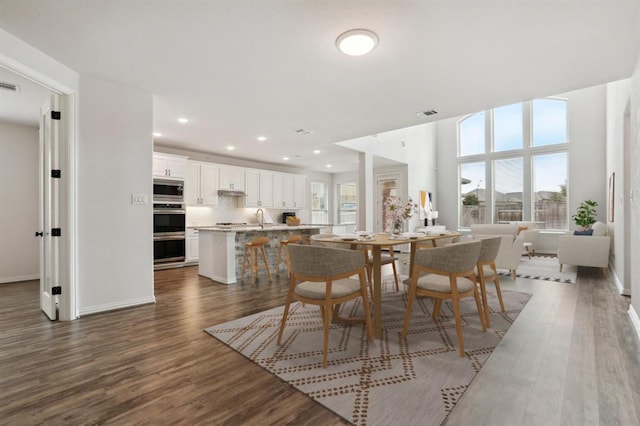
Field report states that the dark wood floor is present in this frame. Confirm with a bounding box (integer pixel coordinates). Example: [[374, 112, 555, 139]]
[[1, 260, 639, 425]]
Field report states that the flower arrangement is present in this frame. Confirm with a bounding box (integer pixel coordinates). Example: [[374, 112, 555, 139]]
[[384, 197, 417, 233]]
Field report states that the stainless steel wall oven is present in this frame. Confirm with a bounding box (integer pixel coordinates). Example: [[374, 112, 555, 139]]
[[153, 203, 186, 264]]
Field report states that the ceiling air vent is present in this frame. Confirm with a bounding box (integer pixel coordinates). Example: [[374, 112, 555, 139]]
[[417, 110, 438, 117], [0, 82, 20, 93], [295, 128, 313, 135]]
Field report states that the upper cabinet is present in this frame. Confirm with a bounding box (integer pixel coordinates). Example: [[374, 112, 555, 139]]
[[219, 166, 245, 191], [153, 153, 186, 179], [245, 169, 274, 208], [294, 175, 306, 209], [185, 161, 219, 206], [273, 173, 306, 209]]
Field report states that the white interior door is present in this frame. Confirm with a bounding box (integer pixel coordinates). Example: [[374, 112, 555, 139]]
[[39, 94, 60, 320]]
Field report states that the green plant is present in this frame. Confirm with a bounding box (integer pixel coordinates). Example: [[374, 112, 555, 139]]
[[572, 199, 598, 228]]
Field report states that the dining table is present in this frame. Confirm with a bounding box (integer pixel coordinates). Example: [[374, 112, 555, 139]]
[[313, 231, 461, 338]]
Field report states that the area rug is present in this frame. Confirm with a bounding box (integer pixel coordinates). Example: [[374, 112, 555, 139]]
[[205, 285, 531, 425], [497, 255, 577, 283]]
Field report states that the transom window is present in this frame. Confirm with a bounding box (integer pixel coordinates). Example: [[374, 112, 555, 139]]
[[458, 98, 568, 230]]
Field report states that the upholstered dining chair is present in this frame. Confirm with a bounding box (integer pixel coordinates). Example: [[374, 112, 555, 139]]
[[474, 236, 503, 328], [401, 240, 485, 357], [277, 244, 373, 368]]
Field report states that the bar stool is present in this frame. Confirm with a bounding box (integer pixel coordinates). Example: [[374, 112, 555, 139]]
[[276, 234, 302, 277], [241, 237, 272, 284]]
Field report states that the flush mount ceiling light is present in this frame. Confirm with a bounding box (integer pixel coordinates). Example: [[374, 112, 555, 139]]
[[336, 29, 378, 56]]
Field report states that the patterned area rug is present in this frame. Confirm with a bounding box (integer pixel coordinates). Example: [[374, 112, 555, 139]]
[[498, 255, 578, 283], [205, 285, 531, 425]]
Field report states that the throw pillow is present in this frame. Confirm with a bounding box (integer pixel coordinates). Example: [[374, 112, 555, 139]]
[[592, 221, 607, 236], [573, 229, 594, 236]]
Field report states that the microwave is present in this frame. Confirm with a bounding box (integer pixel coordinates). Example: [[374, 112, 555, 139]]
[[153, 179, 184, 202]]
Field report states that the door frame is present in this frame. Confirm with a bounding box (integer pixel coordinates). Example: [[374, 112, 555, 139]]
[[1, 58, 77, 320]]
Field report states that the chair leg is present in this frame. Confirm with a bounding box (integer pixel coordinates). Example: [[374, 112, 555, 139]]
[[277, 277, 297, 345], [432, 299, 443, 319], [511, 269, 516, 280], [473, 288, 487, 331], [322, 301, 331, 368], [492, 266, 505, 312], [451, 296, 465, 357], [285, 245, 293, 278], [559, 264, 563, 272], [261, 246, 272, 282], [250, 247, 257, 285], [401, 278, 418, 340], [478, 273, 491, 328]]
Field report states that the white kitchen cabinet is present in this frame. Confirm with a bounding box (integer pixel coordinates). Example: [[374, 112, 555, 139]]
[[245, 169, 274, 208], [219, 166, 245, 191], [153, 153, 186, 179], [185, 161, 218, 206], [293, 174, 306, 208], [273, 173, 294, 208], [186, 228, 199, 263]]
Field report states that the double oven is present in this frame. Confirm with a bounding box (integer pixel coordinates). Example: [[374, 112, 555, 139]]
[[153, 179, 186, 265]]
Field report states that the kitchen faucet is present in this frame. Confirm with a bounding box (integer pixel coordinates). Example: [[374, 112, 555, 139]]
[[256, 208, 264, 229]]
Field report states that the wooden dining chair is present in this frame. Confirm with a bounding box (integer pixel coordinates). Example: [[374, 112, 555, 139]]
[[360, 245, 400, 292], [474, 236, 503, 328], [401, 240, 485, 357], [277, 244, 373, 368]]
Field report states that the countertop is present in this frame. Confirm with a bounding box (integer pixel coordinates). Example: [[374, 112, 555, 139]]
[[194, 224, 325, 232]]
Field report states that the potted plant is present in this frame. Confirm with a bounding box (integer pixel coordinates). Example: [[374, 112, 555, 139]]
[[572, 199, 598, 229]]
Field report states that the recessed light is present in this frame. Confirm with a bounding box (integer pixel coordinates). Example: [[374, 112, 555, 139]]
[[313, 150, 321, 154], [283, 156, 290, 161], [153, 132, 162, 137], [177, 117, 189, 124], [336, 29, 378, 56], [257, 136, 266, 141], [227, 146, 235, 151], [326, 164, 332, 168]]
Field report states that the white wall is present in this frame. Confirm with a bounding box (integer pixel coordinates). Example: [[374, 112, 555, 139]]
[[605, 79, 631, 294], [77, 75, 154, 315], [0, 121, 39, 283], [436, 85, 607, 253], [628, 53, 640, 330]]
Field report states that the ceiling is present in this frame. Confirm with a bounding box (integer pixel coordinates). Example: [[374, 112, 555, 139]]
[[1, 1, 639, 173]]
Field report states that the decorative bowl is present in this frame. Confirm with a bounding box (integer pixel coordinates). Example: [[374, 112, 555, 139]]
[[287, 218, 301, 226]]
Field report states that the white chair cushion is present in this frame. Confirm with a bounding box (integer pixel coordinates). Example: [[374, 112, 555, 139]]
[[295, 278, 362, 299], [417, 274, 475, 293]]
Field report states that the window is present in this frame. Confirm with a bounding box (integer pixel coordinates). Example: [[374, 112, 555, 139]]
[[458, 98, 569, 230], [493, 103, 523, 152], [460, 162, 485, 227], [532, 152, 567, 229], [310, 182, 328, 224], [337, 183, 357, 224], [459, 111, 485, 156], [493, 157, 523, 223]]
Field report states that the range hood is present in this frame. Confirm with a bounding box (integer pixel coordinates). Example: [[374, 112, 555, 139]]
[[217, 189, 247, 197]]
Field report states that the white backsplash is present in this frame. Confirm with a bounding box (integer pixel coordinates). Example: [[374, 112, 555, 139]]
[[186, 196, 305, 226]]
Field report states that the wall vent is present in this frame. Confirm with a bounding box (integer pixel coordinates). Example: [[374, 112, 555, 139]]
[[295, 128, 313, 135], [417, 110, 438, 117], [0, 82, 20, 93]]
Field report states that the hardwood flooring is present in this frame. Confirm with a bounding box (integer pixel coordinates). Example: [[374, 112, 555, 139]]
[[1, 259, 639, 425]]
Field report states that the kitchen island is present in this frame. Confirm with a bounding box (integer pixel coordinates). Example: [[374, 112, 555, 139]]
[[197, 225, 323, 284]]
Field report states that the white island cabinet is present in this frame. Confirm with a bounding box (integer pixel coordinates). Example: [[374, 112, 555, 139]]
[[197, 225, 322, 284]]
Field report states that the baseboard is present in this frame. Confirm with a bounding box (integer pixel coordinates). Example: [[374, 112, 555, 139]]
[[0, 274, 39, 284], [629, 305, 640, 342], [79, 296, 156, 317], [609, 263, 632, 296]]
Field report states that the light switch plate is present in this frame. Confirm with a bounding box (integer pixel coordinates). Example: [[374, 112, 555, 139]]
[[131, 193, 148, 205]]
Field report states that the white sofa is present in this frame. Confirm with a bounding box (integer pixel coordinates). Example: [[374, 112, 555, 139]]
[[470, 224, 524, 279], [557, 221, 610, 275]]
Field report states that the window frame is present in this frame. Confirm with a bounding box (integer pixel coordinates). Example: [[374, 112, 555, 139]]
[[457, 97, 569, 230], [337, 182, 357, 225]]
